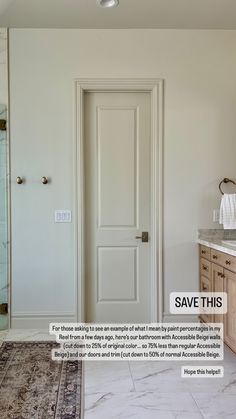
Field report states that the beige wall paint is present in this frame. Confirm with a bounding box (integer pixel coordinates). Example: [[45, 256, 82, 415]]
[[9, 29, 236, 325]]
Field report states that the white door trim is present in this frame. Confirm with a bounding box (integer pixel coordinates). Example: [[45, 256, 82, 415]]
[[74, 78, 164, 323]]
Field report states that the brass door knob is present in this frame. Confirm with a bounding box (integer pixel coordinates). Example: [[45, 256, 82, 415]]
[[41, 176, 48, 184], [16, 176, 23, 184]]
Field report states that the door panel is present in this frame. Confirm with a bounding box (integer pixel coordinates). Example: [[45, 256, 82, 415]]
[[98, 247, 137, 301], [84, 92, 151, 322], [98, 107, 137, 227]]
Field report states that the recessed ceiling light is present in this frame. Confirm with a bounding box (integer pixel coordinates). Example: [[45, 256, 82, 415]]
[[97, 0, 119, 8]]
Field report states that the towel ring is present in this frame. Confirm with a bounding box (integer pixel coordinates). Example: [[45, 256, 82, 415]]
[[219, 178, 236, 195]]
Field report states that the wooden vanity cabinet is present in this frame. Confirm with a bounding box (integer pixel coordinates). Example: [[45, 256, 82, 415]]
[[200, 274, 213, 323], [224, 269, 236, 352], [212, 263, 224, 324], [199, 244, 236, 353]]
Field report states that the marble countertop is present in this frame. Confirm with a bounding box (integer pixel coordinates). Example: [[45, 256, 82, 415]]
[[198, 238, 236, 256]]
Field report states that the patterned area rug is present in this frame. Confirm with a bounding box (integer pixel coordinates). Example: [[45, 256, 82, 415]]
[[0, 341, 82, 419]]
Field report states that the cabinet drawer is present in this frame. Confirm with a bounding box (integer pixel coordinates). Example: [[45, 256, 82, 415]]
[[199, 245, 211, 260], [211, 249, 222, 263], [222, 254, 236, 272], [200, 275, 211, 292], [211, 249, 236, 273], [200, 258, 211, 279]]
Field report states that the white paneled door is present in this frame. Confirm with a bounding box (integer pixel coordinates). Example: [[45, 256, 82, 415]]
[[84, 92, 151, 322]]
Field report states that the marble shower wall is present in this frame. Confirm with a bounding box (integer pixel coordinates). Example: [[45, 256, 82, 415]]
[[0, 29, 8, 104], [0, 28, 9, 330]]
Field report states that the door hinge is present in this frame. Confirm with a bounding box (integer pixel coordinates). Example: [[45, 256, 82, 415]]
[[0, 119, 6, 131], [0, 303, 8, 315]]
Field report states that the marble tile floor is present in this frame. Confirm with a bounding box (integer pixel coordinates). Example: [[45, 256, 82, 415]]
[[1, 328, 54, 342], [84, 346, 236, 419], [0, 330, 236, 418]]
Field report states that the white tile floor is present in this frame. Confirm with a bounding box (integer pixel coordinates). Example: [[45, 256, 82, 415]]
[[1, 330, 236, 419], [84, 347, 236, 419]]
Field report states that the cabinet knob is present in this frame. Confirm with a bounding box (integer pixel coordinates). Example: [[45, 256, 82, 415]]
[[221, 274, 225, 278], [225, 260, 231, 265], [217, 271, 222, 276], [201, 250, 206, 254], [213, 255, 218, 260], [202, 265, 208, 271]]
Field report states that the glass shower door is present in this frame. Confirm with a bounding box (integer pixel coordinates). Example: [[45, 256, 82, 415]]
[[0, 104, 8, 330]]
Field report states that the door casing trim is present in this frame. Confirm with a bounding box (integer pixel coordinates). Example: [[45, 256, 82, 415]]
[[74, 78, 164, 323]]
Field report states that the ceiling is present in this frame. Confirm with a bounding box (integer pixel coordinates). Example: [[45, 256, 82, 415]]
[[1, 0, 236, 29]]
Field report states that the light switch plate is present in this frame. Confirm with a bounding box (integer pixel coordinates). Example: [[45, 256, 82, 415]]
[[55, 210, 72, 223]]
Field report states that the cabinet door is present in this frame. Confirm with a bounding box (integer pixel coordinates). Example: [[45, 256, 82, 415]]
[[200, 258, 211, 279], [224, 269, 236, 352], [200, 275, 213, 323], [212, 263, 224, 324]]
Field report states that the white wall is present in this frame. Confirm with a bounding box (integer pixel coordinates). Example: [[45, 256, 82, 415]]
[[9, 29, 236, 326]]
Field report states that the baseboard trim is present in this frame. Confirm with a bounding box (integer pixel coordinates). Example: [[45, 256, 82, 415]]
[[11, 312, 199, 328], [11, 313, 76, 329], [162, 313, 199, 323]]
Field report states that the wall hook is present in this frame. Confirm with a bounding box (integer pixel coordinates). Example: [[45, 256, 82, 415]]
[[41, 176, 48, 184], [16, 176, 23, 184]]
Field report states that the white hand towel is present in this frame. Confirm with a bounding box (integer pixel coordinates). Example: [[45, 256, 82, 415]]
[[219, 194, 236, 229]]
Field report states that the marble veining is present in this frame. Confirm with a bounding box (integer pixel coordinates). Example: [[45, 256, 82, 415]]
[[198, 229, 236, 241], [84, 391, 201, 419], [198, 238, 236, 257], [0, 330, 236, 418], [85, 360, 135, 394], [0, 29, 8, 104], [1, 328, 54, 342], [191, 393, 236, 419], [84, 346, 236, 418], [198, 229, 236, 255]]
